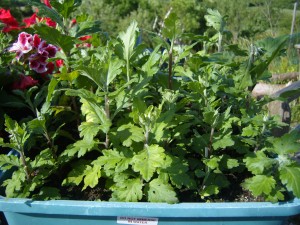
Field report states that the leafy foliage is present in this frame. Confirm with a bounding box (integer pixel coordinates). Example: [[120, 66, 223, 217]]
[[1, 0, 300, 204]]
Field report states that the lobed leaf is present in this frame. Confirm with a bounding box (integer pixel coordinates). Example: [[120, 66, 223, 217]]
[[83, 164, 101, 190], [119, 20, 138, 62], [244, 151, 275, 175], [280, 166, 300, 198], [243, 175, 276, 196], [110, 178, 143, 202], [117, 123, 144, 147], [132, 145, 166, 182], [148, 178, 178, 203], [269, 131, 300, 155]]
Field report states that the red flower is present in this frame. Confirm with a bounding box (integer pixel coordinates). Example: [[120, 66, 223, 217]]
[[77, 35, 92, 48], [11, 75, 38, 90], [0, 8, 21, 32], [42, 17, 56, 28], [0, 9, 19, 26], [23, 12, 56, 29], [55, 59, 64, 68], [70, 19, 77, 27], [79, 35, 92, 41], [23, 13, 38, 27], [43, 0, 52, 8]]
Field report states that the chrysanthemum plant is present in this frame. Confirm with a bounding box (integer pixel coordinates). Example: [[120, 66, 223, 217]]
[[0, 0, 300, 203]]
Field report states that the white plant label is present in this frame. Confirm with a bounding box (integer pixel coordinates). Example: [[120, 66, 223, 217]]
[[117, 216, 158, 225]]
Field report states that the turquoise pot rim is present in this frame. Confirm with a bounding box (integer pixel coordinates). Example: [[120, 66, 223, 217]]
[[0, 197, 299, 218]]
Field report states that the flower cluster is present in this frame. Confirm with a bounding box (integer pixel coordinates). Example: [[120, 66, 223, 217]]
[[0, 0, 55, 33], [11, 74, 39, 90], [23, 13, 56, 28], [9, 32, 58, 74], [0, 8, 20, 32]]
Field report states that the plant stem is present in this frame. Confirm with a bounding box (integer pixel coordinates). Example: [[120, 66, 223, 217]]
[[19, 150, 31, 181], [104, 94, 110, 149], [126, 60, 131, 89], [208, 127, 215, 154], [168, 40, 174, 90], [44, 130, 57, 159], [218, 32, 223, 53]]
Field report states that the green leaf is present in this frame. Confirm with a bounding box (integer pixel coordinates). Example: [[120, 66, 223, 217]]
[[77, 56, 123, 91], [54, 68, 79, 82], [117, 123, 144, 147], [75, 21, 101, 37], [75, 67, 103, 88], [34, 24, 76, 54], [162, 12, 180, 40], [46, 77, 59, 103], [27, 117, 46, 135], [204, 9, 226, 33], [50, 0, 82, 19], [83, 164, 101, 190], [212, 133, 234, 150], [81, 98, 111, 134], [0, 154, 20, 170], [244, 152, 275, 175], [63, 139, 98, 157], [142, 45, 161, 77], [3, 115, 30, 152], [95, 149, 130, 175], [243, 175, 276, 196], [205, 157, 220, 171], [161, 155, 196, 189], [280, 166, 300, 197], [111, 178, 143, 202], [62, 160, 90, 186], [34, 187, 61, 200], [119, 20, 138, 62], [226, 159, 239, 169], [106, 57, 124, 87], [66, 89, 111, 133], [242, 124, 259, 137], [3, 170, 26, 198], [132, 145, 166, 182], [200, 185, 219, 197], [270, 131, 300, 155], [31, 148, 55, 168], [79, 122, 101, 142], [148, 178, 178, 203]]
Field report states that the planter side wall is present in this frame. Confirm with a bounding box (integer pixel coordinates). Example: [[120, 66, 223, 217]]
[[3, 212, 288, 225]]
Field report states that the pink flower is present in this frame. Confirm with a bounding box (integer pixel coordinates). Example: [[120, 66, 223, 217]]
[[29, 51, 49, 73], [11, 74, 38, 90], [9, 32, 58, 74], [38, 41, 57, 57], [28, 42, 57, 73], [9, 32, 33, 59]]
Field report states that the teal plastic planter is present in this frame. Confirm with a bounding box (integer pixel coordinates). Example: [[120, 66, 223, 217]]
[[0, 197, 300, 225]]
